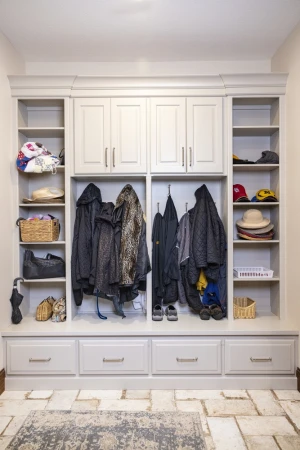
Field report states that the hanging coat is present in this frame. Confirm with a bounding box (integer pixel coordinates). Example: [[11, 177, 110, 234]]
[[163, 195, 179, 304], [177, 212, 189, 304], [152, 212, 166, 307], [71, 183, 102, 306], [114, 184, 144, 286], [189, 184, 226, 284], [94, 202, 119, 298]]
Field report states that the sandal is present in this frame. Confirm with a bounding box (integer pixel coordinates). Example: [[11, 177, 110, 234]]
[[152, 305, 164, 321], [199, 306, 210, 320], [164, 305, 178, 321], [209, 304, 223, 320]]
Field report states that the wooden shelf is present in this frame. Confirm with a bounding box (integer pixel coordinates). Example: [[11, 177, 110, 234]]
[[233, 202, 279, 207], [233, 126, 279, 137], [21, 278, 66, 283], [233, 164, 279, 172], [233, 240, 279, 244], [234, 277, 280, 282], [18, 127, 65, 138], [19, 203, 65, 207], [19, 241, 66, 245]]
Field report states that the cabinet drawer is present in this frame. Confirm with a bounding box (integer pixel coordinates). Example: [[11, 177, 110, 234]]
[[6, 340, 76, 375], [225, 339, 295, 375], [152, 339, 222, 374], [79, 340, 149, 374]]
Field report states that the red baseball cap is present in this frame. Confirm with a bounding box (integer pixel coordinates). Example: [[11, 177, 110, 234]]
[[233, 184, 250, 202]]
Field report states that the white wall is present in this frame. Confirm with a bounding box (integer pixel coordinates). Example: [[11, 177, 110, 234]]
[[0, 32, 25, 368], [26, 60, 271, 76], [272, 23, 300, 340]]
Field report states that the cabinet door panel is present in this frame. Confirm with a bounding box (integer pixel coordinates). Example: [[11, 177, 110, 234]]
[[74, 98, 110, 174], [187, 97, 223, 173], [111, 98, 146, 173], [151, 98, 186, 173]]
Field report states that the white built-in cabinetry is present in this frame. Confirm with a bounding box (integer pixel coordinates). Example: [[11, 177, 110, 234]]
[[3, 74, 298, 391], [74, 97, 147, 174]]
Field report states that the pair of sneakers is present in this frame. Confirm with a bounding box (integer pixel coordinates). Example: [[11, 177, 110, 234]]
[[152, 305, 178, 321]]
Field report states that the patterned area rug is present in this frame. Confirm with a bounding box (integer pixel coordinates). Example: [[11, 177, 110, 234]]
[[7, 410, 206, 449]]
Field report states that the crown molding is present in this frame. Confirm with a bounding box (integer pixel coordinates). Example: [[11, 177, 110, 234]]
[[8, 73, 288, 96]]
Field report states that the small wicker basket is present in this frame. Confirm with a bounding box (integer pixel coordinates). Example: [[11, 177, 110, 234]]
[[36, 296, 55, 321], [233, 297, 256, 319], [18, 218, 59, 242]]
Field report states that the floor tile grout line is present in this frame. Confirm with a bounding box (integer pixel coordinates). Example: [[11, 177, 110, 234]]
[[273, 435, 283, 450], [233, 415, 249, 449], [0, 417, 14, 437]]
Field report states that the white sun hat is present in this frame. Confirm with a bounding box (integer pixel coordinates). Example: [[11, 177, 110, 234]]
[[23, 187, 64, 203], [236, 209, 270, 229]]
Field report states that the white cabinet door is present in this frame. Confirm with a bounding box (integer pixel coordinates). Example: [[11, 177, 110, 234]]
[[74, 98, 110, 174], [111, 98, 147, 173], [151, 98, 186, 173], [187, 97, 223, 173]]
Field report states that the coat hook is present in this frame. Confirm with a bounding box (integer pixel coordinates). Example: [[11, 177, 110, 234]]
[[168, 184, 171, 196], [157, 202, 160, 213], [185, 202, 188, 213]]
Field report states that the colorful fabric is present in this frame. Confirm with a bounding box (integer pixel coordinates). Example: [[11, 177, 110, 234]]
[[196, 269, 208, 295], [16, 142, 60, 173]]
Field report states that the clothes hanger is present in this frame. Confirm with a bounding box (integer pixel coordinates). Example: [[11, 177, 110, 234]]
[[185, 202, 188, 213], [157, 202, 160, 213]]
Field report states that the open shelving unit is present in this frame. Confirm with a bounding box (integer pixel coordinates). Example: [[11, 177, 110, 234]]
[[231, 96, 283, 319], [14, 98, 67, 319]]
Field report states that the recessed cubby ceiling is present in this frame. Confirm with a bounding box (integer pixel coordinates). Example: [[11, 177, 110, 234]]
[[0, 0, 300, 62]]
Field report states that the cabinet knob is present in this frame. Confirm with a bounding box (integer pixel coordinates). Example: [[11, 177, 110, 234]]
[[182, 147, 184, 166]]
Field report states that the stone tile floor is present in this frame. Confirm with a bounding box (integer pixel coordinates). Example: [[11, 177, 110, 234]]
[[0, 390, 299, 449]]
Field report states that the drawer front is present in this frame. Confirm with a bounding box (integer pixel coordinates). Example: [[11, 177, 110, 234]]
[[79, 340, 149, 374], [225, 339, 295, 375], [6, 340, 77, 375], [152, 339, 222, 374]]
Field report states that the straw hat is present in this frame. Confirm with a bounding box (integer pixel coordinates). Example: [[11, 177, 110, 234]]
[[23, 187, 64, 203], [236, 209, 270, 229]]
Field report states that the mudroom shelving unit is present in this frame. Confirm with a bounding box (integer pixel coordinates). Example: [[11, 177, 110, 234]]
[[2, 74, 299, 391]]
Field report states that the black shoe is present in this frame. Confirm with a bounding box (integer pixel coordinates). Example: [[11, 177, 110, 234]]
[[164, 305, 178, 321], [209, 304, 223, 320], [199, 306, 210, 320], [152, 305, 163, 321]]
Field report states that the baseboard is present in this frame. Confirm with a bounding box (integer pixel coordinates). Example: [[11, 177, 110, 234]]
[[0, 369, 5, 395], [297, 367, 300, 392], [5, 375, 297, 391]]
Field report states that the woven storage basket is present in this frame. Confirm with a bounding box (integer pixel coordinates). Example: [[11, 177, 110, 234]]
[[36, 296, 55, 321], [19, 218, 59, 242], [233, 297, 256, 319]]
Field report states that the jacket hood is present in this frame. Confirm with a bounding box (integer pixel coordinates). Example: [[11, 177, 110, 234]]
[[76, 183, 102, 207], [195, 184, 208, 201]]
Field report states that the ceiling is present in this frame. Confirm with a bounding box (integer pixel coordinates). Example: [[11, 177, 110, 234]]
[[0, 0, 300, 62]]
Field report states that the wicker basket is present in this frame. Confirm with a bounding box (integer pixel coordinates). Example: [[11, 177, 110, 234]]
[[18, 218, 59, 242], [36, 296, 55, 321], [233, 297, 256, 319]]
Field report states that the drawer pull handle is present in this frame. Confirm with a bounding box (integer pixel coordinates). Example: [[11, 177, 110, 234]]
[[176, 357, 198, 363], [250, 357, 272, 363], [105, 147, 108, 167], [29, 358, 51, 363], [189, 147, 192, 166], [112, 148, 115, 167], [103, 358, 124, 363], [182, 147, 184, 166]]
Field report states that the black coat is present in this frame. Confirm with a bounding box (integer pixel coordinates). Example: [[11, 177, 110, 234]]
[[71, 183, 102, 306], [152, 212, 166, 307], [163, 195, 179, 304], [189, 184, 226, 284]]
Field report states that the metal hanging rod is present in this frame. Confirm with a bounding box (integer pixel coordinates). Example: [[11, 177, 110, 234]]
[[157, 202, 160, 213]]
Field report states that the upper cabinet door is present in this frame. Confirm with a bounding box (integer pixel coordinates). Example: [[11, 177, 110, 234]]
[[151, 98, 186, 173], [187, 97, 223, 173], [111, 98, 147, 173], [74, 98, 110, 174]]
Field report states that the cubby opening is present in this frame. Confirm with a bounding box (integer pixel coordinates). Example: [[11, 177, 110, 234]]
[[18, 99, 65, 128], [70, 176, 147, 319], [19, 281, 66, 318], [233, 98, 279, 127], [151, 177, 228, 318]]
